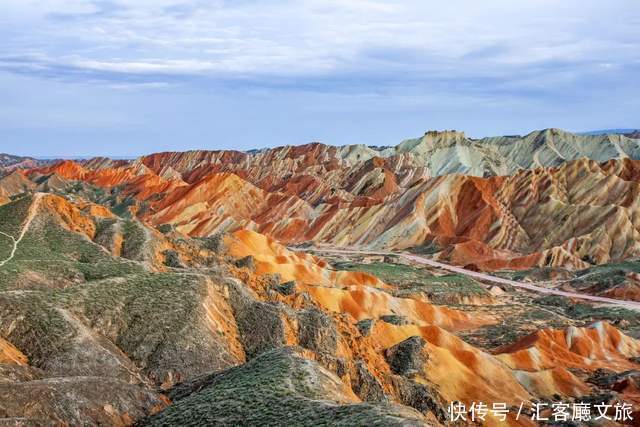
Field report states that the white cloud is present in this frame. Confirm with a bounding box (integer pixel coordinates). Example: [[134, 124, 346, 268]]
[[72, 58, 217, 74], [0, 0, 638, 91]]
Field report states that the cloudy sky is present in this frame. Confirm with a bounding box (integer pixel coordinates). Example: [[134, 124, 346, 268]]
[[1, 0, 639, 157]]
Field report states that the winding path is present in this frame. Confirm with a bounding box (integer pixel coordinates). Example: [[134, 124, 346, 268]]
[[0, 193, 42, 268], [312, 247, 640, 310]]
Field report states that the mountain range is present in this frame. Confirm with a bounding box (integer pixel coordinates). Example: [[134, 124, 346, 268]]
[[2, 128, 640, 425], [5, 128, 639, 272]]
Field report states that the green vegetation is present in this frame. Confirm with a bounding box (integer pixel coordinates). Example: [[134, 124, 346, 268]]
[[109, 197, 135, 218], [460, 302, 570, 350], [501, 260, 640, 291], [0, 195, 31, 236], [334, 261, 487, 301], [572, 261, 640, 291], [409, 241, 442, 255], [145, 347, 423, 426], [52, 181, 136, 218], [495, 265, 570, 281], [0, 269, 236, 382], [534, 295, 640, 327], [121, 220, 147, 261], [533, 295, 573, 308], [0, 207, 143, 290], [94, 218, 118, 238], [0, 292, 72, 366], [465, 322, 524, 348], [14, 212, 97, 262], [57, 273, 207, 359], [0, 233, 13, 261], [578, 260, 640, 276], [198, 233, 224, 253], [157, 224, 174, 234], [334, 261, 427, 283]]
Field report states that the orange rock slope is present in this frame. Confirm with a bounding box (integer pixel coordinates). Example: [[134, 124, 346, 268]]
[[225, 228, 640, 424], [226, 229, 489, 331], [498, 321, 640, 373], [0, 337, 27, 365], [225, 229, 385, 288]]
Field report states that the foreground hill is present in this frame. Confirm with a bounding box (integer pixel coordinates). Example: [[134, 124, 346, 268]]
[[1, 193, 640, 425]]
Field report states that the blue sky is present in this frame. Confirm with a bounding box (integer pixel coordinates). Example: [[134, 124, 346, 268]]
[[1, 0, 639, 157]]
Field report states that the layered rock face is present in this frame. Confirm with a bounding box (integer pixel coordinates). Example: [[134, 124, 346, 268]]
[[16, 129, 640, 271]]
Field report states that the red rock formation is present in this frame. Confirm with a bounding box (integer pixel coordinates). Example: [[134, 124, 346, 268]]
[[497, 322, 640, 372]]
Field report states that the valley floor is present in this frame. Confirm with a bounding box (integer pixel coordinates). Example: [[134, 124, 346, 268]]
[[309, 246, 640, 310]]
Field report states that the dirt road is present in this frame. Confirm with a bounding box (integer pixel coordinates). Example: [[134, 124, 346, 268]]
[[312, 247, 640, 310], [0, 193, 42, 268]]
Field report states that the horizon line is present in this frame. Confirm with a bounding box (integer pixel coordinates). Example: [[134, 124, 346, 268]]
[[4, 126, 639, 159]]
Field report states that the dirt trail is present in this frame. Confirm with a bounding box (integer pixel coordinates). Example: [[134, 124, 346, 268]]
[[312, 247, 640, 310], [0, 193, 42, 268]]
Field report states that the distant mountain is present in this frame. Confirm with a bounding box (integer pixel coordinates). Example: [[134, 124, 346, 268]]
[[5, 128, 639, 178], [125, 127, 640, 179], [626, 130, 640, 139], [578, 128, 639, 136], [0, 153, 54, 174], [0, 153, 36, 168], [380, 128, 640, 177]]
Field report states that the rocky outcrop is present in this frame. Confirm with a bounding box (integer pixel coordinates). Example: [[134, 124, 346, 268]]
[[389, 376, 450, 423], [350, 359, 388, 403], [226, 278, 289, 359], [0, 375, 167, 425], [297, 307, 339, 356], [234, 255, 255, 271], [142, 347, 428, 426], [385, 336, 427, 377], [589, 369, 640, 390], [380, 314, 410, 326], [356, 319, 375, 337]]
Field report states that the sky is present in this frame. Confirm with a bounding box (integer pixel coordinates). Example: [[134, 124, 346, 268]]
[[1, 0, 639, 157]]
